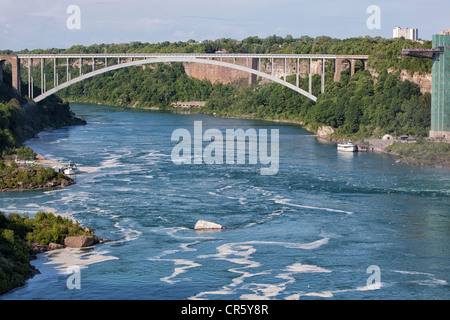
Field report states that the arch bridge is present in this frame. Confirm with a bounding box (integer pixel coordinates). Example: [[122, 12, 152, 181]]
[[0, 53, 369, 103]]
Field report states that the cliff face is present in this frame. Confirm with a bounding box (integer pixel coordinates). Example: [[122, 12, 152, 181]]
[[183, 58, 326, 86], [184, 58, 431, 95], [398, 70, 431, 94], [183, 57, 258, 85]]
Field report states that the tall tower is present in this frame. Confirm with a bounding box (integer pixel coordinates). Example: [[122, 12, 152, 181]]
[[430, 32, 450, 139], [403, 31, 449, 140]]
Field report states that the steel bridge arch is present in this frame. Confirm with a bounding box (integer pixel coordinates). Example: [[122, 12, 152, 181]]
[[33, 57, 317, 103]]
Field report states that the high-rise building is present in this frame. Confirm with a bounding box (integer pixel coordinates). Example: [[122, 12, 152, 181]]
[[393, 27, 419, 41]]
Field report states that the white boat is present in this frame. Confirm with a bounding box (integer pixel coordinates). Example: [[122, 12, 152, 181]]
[[337, 142, 357, 152], [61, 161, 78, 175], [63, 167, 76, 175]]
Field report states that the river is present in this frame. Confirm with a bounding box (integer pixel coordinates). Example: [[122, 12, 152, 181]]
[[1, 103, 449, 300]]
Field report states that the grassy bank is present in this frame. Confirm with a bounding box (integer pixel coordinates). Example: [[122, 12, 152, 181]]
[[386, 140, 450, 168]]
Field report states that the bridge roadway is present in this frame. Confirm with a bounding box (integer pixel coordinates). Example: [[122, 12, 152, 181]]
[[1, 53, 369, 103]]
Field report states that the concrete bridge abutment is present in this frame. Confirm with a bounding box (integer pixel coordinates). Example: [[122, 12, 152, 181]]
[[334, 55, 368, 82], [0, 55, 21, 96]]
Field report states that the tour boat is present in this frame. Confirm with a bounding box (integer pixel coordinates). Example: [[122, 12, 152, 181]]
[[337, 142, 357, 152], [62, 161, 78, 175]]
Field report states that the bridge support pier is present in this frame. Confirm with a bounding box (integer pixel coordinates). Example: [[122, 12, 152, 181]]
[[0, 55, 21, 96], [334, 56, 368, 82]]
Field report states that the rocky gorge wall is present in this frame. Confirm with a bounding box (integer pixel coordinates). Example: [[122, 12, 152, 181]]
[[183, 57, 258, 85], [182, 58, 326, 86], [184, 58, 431, 95]]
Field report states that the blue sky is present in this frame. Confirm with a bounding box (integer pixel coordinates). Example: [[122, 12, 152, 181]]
[[1, 0, 449, 50]]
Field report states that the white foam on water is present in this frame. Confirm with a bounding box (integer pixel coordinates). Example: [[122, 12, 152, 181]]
[[112, 219, 142, 243], [393, 270, 448, 286], [290, 282, 385, 300], [240, 262, 333, 300], [164, 226, 216, 240], [43, 248, 119, 274], [240, 283, 286, 300], [100, 157, 124, 168], [148, 236, 203, 284], [283, 262, 332, 274], [139, 151, 171, 159], [158, 259, 202, 284], [242, 209, 284, 228], [274, 198, 353, 215], [191, 238, 330, 300]]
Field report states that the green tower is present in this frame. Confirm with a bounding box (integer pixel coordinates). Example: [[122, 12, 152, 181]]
[[430, 33, 450, 139], [403, 31, 450, 140]]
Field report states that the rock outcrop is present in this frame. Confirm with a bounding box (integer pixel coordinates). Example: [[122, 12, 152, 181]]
[[30, 242, 65, 255], [194, 220, 225, 230], [317, 126, 335, 139], [64, 235, 96, 248]]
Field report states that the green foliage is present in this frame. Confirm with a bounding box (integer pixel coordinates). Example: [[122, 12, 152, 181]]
[[0, 163, 73, 191], [58, 63, 215, 108], [15, 146, 35, 160], [309, 70, 430, 137], [0, 211, 95, 295], [0, 77, 86, 155], [44, 36, 431, 139], [200, 68, 430, 138]]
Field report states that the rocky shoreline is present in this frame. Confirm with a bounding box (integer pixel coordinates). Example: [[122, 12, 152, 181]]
[[22, 235, 110, 285], [0, 176, 75, 192], [30, 235, 111, 256]]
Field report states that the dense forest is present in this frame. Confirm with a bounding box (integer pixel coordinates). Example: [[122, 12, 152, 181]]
[[0, 70, 85, 193], [202, 69, 430, 138], [0, 71, 86, 155], [60, 63, 218, 109]]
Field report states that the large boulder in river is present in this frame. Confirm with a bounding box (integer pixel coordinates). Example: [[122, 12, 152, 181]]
[[194, 220, 225, 230], [64, 235, 96, 248]]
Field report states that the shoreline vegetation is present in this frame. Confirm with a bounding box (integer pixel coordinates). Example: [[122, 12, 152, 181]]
[[0, 211, 107, 295], [0, 77, 99, 295], [69, 100, 450, 170], [0, 150, 76, 192]]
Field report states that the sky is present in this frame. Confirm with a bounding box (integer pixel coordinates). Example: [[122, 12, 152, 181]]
[[1, 0, 449, 51]]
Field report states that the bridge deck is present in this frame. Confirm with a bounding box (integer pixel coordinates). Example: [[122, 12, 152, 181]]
[[17, 53, 340, 59]]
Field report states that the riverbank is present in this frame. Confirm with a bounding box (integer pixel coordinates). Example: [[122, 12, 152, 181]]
[[0, 158, 75, 192], [33, 153, 101, 174], [71, 100, 449, 170], [385, 140, 450, 169], [0, 211, 107, 295], [191, 110, 450, 170]]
